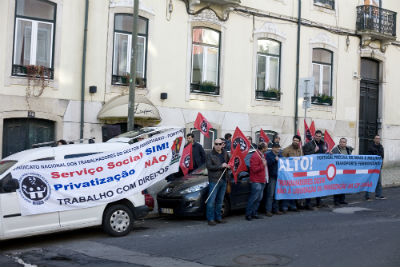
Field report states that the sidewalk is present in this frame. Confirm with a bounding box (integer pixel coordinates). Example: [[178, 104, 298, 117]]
[[382, 166, 400, 187]]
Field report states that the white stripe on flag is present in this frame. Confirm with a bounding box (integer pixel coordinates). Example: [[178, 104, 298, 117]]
[[356, 169, 369, 174], [308, 171, 320, 176]]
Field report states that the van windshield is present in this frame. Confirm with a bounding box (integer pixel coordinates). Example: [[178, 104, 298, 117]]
[[0, 161, 17, 176]]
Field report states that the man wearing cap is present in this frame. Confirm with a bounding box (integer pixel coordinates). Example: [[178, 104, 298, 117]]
[[265, 143, 283, 216], [206, 138, 231, 226]]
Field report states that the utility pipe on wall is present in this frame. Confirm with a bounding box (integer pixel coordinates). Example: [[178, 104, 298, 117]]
[[294, 0, 301, 135], [80, 0, 89, 141]]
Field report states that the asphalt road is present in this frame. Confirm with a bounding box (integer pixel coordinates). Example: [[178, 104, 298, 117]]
[[1, 187, 400, 267]]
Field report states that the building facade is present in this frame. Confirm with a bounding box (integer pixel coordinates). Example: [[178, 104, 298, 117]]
[[0, 0, 399, 169]]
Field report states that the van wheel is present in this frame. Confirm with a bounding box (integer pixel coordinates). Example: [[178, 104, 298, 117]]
[[103, 204, 134, 237]]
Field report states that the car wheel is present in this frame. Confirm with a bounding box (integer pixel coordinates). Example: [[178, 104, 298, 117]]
[[221, 198, 230, 217], [103, 204, 134, 237]]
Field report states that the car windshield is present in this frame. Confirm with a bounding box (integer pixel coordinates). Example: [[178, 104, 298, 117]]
[[0, 161, 17, 176]]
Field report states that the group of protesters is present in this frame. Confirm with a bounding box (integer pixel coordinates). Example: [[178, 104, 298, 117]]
[[183, 131, 386, 226]]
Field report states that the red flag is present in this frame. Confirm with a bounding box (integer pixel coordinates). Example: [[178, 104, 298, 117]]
[[296, 129, 303, 147], [194, 112, 212, 138], [304, 120, 313, 143], [310, 121, 316, 137], [180, 143, 193, 176], [324, 130, 335, 152], [231, 127, 251, 158], [228, 146, 248, 183], [259, 128, 270, 144]]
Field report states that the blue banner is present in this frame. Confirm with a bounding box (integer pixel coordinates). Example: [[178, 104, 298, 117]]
[[275, 154, 382, 200]]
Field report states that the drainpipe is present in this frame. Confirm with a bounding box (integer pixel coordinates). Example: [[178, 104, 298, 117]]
[[294, 0, 301, 135], [127, 0, 139, 131], [80, 0, 89, 142]]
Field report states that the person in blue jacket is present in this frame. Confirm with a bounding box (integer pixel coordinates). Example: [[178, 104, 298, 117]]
[[265, 143, 283, 216]]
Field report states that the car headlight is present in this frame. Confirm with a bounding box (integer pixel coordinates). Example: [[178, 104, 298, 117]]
[[180, 182, 209, 194]]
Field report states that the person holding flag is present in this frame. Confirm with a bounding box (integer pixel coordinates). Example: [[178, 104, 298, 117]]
[[265, 143, 283, 216], [185, 133, 206, 171], [303, 130, 328, 209], [205, 138, 231, 226], [245, 142, 269, 221]]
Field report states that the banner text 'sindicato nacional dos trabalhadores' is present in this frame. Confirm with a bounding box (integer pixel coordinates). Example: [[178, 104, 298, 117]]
[[12, 129, 184, 216]]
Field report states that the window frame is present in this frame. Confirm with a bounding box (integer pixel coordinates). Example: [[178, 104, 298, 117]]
[[255, 39, 281, 101], [313, 0, 335, 10], [12, 0, 57, 79], [312, 48, 333, 98], [190, 27, 221, 95], [111, 13, 149, 88], [190, 128, 217, 151]]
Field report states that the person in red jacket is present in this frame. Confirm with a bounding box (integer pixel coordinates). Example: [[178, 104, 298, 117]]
[[245, 142, 268, 221]]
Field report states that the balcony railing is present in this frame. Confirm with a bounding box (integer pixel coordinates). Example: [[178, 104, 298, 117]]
[[356, 5, 397, 38]]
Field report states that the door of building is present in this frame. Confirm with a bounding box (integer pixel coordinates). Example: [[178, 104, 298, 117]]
[[359, 58, 380, 155], [2, 118, 55, 158]]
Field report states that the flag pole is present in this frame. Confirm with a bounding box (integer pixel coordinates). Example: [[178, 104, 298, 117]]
[[205, 168, 227, 204]]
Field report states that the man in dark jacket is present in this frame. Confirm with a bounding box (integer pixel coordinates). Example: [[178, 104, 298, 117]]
[[331, 138, 353, 206], [206, 138, 231, 226], [303, 130, 327, 209], [365, 135, 386, 200], [245, 142, 268, 221], [265, 143, 282, 216], [186, 133, 206, 171], [281, 135, 303, 212]]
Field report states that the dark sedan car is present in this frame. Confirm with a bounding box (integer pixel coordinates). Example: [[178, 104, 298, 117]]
[[157, 165, 252, 217]]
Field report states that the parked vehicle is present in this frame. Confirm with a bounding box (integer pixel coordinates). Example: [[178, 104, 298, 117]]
[[157, 164, 252, 217], [0, 142, 152, 240]]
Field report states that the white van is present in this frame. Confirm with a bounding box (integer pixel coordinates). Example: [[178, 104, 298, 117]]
[[0, 142, 149, 240]]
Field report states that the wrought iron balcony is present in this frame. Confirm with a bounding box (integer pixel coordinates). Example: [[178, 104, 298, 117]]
[[356, 5, 397, 39], [185, 0, 240, 20]]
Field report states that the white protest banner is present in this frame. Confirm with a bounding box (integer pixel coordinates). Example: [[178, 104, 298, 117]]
[[12, 129, 184, 216]]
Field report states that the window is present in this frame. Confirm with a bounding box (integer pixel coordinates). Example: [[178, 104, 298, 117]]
[[191, 128, 217, 151], [112, 14, 148, 87], [191, 28, 220, 95], [13, 0, 56, 78], [314, 0, 335, 9], [256, 39, 281, 100], [255, 130, 277, 145], [312, 48, 332, 100]]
